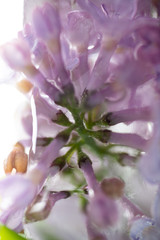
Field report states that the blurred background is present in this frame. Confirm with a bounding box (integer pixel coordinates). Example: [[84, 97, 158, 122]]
[[0, 0, 25, 177]]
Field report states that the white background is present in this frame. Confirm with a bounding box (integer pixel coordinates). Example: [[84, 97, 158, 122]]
[[0, 0, 26, 177]]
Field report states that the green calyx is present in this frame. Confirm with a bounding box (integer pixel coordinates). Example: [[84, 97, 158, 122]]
[[0, 225, 27, 240], [52, 87, 127, 165]]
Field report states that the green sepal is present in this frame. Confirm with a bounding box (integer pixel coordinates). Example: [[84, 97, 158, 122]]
[[79, 194, 88, 212], [36, 137, 53, 147], [50, 156, 66, 170], [56, 124, 76, 143], [56, 83, 78, 109], [89, 129, 111, 143], [53, 110, 72, 127], [77, 150, 92, 169], [0, 225, 27, 240]]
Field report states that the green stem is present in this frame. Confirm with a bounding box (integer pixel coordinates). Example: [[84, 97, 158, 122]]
[[65, 141, 83, 165]]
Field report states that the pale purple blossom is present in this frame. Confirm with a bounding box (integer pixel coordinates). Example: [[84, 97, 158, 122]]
[[0, 1, 160, 240]]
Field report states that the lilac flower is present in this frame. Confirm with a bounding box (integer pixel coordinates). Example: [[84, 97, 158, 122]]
[[1, 1, 160, 240], [85, 215, 108, 240], [0, 174, 37, 231], [67, 10, 98, 49], [79, 155, 118, 229], [0, 114, 70, 232], [32, 88, 59, 121], [130, 184, 160, 239], [32, 3, 60, 42], [1, 38, 62, 103], [1, 39, 31, 71], [25, 190, 70, 223], [32, 3, 70, 87], [129, 217, 159, 240], [139, 101, 160, 183]]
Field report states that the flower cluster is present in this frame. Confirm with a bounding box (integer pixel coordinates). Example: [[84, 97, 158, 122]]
[[1, 0, 160, 239]]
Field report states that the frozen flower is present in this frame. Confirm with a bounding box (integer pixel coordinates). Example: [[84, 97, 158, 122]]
[[1, 0, 160, 239]]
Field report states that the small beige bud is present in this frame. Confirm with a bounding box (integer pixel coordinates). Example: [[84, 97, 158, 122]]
[[16, 79, 33, 93], [101, 177, 125, 199], [14, 142, 25, 152], [4, 144, 28, 174], [14, 152, 28, 173]]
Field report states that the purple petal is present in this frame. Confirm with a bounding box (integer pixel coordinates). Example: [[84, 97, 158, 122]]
[[32, 3, 60, 41], [130, 217, 157, 240], [43, 3, 60, 37], [87, 193, 118, 228], [67, 10, 97, 47], [31, 41, 56, 79], [23, 23, 35, 48], [32, 7, 50, 40], [1, 39, 31, 71], [0, 174, 37, 210], [86, 215, 107, 240], [32, 89, 59, 120], [152, 187, 160, 227], [76, 0, 106, 24], [26, 190, 69, 222], [139, 104, 160, 183]]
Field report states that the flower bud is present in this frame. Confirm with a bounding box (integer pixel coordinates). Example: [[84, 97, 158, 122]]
[[4, 143, 28, 174], [16, 79, 33, 94], [14, 142, 25, 152], [101, 177, 125, 199]]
